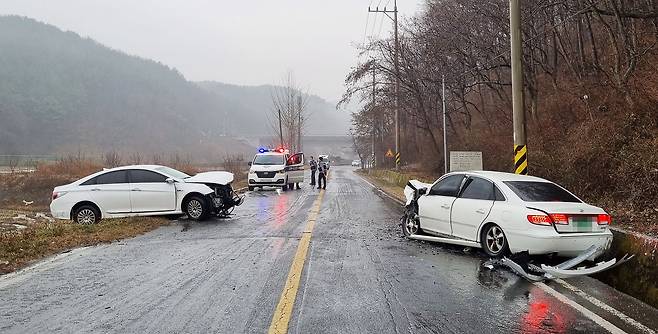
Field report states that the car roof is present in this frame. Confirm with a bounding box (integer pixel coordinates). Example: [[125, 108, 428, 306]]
[[103, 165, 165, 171], [457, 170, 551, 183]]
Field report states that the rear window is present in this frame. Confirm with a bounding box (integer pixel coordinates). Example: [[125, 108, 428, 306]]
[[503, 181, 581, 203]]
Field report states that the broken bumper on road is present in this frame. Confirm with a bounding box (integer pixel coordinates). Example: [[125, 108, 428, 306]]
[[484, 245, 634, 282]]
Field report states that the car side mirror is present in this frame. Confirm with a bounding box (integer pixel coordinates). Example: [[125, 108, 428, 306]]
[[418, 188, 427, 195], [165, 178, 175, 184], [248, 162, 252, 166]]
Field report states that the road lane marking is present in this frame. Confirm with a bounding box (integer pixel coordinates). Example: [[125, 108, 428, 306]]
[[356, 171, 650, 334], [536, 282, 626, 334], [268, 190, 325, 334], [554, 279, 656, 334]]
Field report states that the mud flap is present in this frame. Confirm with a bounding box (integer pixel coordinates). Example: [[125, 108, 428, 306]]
[[483, 245, 633, 282]]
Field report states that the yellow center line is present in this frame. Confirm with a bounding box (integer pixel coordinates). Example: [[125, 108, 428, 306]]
[[268, 188, 326, 334]]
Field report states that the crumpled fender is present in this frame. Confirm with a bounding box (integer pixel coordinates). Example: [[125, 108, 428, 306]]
[[404, 180, 432, 206]]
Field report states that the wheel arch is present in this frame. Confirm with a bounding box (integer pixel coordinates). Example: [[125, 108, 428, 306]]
[[182, 192, 208, 207], [478, 221, 515, 251], [70, 201, 102, 220]]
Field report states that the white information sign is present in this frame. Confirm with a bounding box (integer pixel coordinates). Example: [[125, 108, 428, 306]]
[[449, 151, 483, 172]]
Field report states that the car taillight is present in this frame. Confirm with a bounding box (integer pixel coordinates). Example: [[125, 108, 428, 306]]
[[549, 214, 569, 225], [597, 214, 611, 225], [527, 214, 552, 226]]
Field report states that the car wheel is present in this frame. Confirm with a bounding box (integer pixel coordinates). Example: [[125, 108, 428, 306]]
[[185, 195, 209, 221], [73, 205, 100, 225], [248, 186, 255, 191], [481, 224, 509, 257], [401, 211, 421, 236]]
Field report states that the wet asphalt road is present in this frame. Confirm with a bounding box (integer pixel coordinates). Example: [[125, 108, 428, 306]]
[[1, 166, 656, 333]]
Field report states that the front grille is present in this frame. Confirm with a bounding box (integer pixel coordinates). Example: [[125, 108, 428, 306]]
[[256, 171, 276, 178]]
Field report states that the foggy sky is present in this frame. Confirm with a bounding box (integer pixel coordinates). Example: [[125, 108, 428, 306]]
[[0, 0, 423, 102]]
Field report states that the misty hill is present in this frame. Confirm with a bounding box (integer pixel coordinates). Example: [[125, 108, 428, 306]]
[[197, 82, 351, 137], [0, 16, 349, 158]]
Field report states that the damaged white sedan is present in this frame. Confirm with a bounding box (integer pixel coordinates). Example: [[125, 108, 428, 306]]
[[51, 165, 244, 224], [402, 171, 614, 259]]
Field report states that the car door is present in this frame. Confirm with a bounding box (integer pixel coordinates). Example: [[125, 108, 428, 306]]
[[87, 170, 131, 214], [286, 153, 305, 183], [450, 176, 496, 241], [128, 169, 176, 212], [417, 174, 465, 235]]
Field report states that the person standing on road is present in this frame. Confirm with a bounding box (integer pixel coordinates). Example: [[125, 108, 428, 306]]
[[309, 156, 317, 186], [317, 156, 328, 189]]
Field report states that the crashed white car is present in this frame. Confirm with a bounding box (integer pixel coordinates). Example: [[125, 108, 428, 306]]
[[50, 165, 243, 224], [402, 171, 613, 258]]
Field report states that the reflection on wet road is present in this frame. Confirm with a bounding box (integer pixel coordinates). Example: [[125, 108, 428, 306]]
[[0, 167, 655, 333]]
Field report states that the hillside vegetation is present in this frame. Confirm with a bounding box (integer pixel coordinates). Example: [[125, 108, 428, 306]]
[[0, 16, 348, 159], [344, 0, 658, 233]]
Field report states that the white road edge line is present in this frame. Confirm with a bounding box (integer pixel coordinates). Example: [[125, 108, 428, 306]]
[[555, 279, 656, 334], [536, 282, 626, 334], [355, 171, 645, 334]]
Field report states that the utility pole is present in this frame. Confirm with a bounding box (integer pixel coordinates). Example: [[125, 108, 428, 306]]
[[509, 0, 528, 175], [369, 0, 400, 170], [297, 96, 302, 152], [371, 63, 376, 169], [278, 108, 284, 148], [442, 75, 448, 174]]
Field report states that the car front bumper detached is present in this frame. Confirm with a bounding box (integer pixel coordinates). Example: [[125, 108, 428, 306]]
[[483, 245, 634, 282]]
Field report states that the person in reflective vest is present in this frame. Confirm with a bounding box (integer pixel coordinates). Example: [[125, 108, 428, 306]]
[[309, 156, 317, 186], [317, 156, 328, 189]]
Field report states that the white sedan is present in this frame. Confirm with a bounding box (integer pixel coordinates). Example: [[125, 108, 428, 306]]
[[402, 171, 613, 258], [50, 165, 243, 224]]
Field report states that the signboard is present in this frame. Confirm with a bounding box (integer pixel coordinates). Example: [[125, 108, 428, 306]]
[[385, 149, 394, 158], [450, 151, 483, 172]]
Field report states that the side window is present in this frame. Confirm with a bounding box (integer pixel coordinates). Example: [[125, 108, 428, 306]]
[[81, 177, 97, 186], [130, 170, 167, 183], [460, 177, 494, 200], [429, 175, 464, 197], [95, 171, 128, 185], [494, 186, 506, 201]]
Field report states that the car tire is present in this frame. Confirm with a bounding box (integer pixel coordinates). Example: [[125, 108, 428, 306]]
[[184, 195, 209, 221], [401, 210, 421, 237], [73, 204, 100, 225], [481, 223, 509, 257]]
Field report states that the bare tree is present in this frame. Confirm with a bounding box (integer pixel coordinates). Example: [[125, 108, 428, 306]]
[[103, 151, 123, 168], [269, 72, 310, 152]]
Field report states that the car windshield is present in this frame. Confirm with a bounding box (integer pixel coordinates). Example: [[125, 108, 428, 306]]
[[253, 155, 284, 165], [154, 166, 190, 179], [503, 181, 581, 202]]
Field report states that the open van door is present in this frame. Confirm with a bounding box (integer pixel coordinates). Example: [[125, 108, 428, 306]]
[[286, 152, 305, 188]]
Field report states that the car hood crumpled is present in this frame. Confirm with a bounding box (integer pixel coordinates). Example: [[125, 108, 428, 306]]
[[185, 171, 234, 185]]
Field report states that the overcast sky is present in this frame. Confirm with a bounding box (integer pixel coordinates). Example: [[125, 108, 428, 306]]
[[0, 0, 423, 102]]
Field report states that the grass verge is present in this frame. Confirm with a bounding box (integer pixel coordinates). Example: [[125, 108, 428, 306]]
[[0, 216, 169, 274]]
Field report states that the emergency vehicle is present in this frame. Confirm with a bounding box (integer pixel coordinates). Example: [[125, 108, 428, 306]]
[[247, 147, 304, 191]]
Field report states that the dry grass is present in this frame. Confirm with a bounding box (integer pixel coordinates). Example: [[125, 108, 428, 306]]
[[0, 216, 169, 274]]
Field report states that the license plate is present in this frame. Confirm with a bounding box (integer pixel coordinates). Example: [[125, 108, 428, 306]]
[[569, 216, 595, 232]]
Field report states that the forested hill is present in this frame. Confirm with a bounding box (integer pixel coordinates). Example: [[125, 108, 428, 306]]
[[0, 16, 349, 156]]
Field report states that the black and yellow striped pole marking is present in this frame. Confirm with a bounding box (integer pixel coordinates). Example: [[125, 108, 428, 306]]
[[395, 152, 401, 166], [514, 145, 528, 175]]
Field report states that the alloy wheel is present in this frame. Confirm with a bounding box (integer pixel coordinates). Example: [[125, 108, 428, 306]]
[[187, 199, 203, 219], [485, 226, 505, 254], [76, 209, 96, 225]]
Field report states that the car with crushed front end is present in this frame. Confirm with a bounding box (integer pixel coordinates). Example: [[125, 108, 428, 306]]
[[402, 171, 613, 259], [50, 165, 244, 224]]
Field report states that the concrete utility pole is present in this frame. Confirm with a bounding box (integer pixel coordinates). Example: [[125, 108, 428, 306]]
[[509, 0, 528, 175], [277, 108, 284, 148], [369, 0, 401, 170], [442, 75, 448, 174], [371, 63, 376, 169], [297, 96, 302, 152]]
